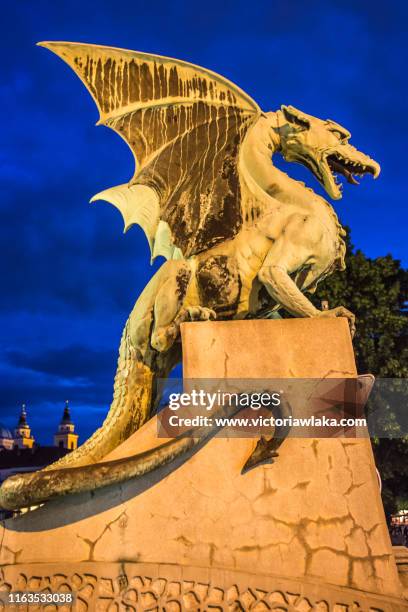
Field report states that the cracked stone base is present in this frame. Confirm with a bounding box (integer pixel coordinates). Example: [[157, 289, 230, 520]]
[[0, 319, 407, 610], [1, 562, 408, 611]]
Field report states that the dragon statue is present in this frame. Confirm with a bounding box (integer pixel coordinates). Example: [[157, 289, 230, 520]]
[[0, 42, 380, 510]]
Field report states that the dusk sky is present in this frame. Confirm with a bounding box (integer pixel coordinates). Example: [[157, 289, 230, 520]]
[[1, 0, 407, 444]]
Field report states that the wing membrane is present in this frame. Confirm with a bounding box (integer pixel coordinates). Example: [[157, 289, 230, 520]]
[[39, 42, 261, 257]]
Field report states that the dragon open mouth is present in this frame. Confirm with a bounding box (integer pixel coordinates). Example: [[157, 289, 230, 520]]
[[326, 153, 377, 187], [318, 149, 380, 200]]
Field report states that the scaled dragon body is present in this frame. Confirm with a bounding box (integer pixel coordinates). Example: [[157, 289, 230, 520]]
[[0, 43, 380, 510]]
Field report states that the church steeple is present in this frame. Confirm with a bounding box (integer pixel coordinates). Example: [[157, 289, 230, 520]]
[[13, 404, 35, 449], [18, 404, 28, 427], [53, 401, 78, 451], [61, 403, 72, 425]]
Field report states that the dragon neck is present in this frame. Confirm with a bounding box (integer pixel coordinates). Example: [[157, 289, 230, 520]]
[[240, 111, 347, 271]]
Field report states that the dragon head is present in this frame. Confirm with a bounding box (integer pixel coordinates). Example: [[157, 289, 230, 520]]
[[277, 105, 380, 200]]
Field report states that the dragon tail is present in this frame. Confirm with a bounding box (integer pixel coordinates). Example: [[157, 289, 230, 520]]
[[44, 319, 154, 472], [0, 432, 197, 511]]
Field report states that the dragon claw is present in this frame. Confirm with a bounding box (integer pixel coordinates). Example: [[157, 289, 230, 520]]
[[242, 397, 293, 473], [186, 306, 216, 322], [241, 436, 280, 473]]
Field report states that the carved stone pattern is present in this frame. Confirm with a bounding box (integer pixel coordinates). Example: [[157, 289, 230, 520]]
[[0, 568, 396, 611]]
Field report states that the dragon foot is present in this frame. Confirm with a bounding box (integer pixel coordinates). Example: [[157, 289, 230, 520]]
[[185, 306, 216, 321], [151, 307, 216, 352]]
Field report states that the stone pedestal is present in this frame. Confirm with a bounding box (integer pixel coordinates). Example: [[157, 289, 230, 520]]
[[0, 319, 407, 610]]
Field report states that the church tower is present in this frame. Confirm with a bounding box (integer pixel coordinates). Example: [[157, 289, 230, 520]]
[[13, 404, 35, 449], [54, 401, 78, 451]]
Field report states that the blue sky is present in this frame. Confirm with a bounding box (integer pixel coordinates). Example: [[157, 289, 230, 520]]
[[1, 0, 407, 444]]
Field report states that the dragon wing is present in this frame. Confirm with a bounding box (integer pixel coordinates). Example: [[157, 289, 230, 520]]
[[39, 42, 261, 259]]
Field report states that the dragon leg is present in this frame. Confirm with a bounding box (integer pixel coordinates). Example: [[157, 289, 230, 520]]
[[150, 262, 215, 353]]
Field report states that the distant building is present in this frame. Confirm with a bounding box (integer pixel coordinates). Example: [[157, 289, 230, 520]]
[[0, 402, 79, 483], [53, 401, 79, 450], [13, 404, 35, 449], [0, 403, 80, 516], [0, 425, 14, 451], [391, 510, 408, 526]]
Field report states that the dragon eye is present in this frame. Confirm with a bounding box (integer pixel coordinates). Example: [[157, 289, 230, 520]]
[[330, 129, 348, 143], [325, 120, 350, 141]]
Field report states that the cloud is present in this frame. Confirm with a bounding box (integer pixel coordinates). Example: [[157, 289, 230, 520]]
[[5, 344, 117, 382]]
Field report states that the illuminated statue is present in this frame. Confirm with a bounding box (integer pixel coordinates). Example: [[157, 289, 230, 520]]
[[0, 42, 380, 509]]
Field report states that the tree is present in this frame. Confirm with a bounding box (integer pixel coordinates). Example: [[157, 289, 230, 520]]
[[312, 229, 408, 520]]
